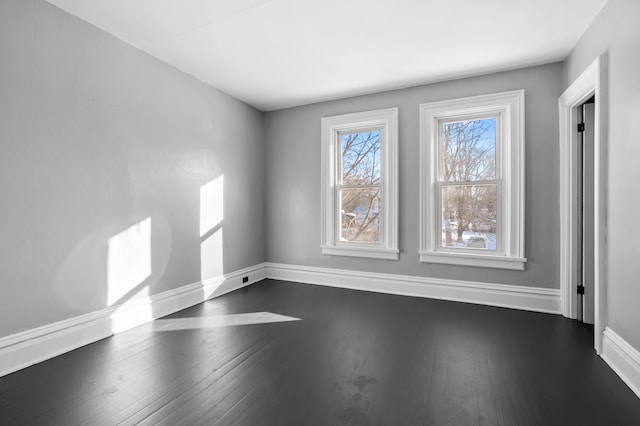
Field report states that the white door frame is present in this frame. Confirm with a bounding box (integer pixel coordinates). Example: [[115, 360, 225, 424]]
[[558, 55, 608, 353]]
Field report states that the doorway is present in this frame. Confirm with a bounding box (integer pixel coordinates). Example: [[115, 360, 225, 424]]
[[558, 55, 607, 353], [577, 98, 595, 325]]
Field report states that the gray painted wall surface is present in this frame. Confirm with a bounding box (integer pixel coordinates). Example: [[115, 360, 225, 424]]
[[0, 0, 265, 338], [564, 0, 640, 349], [265, 63, 563, 288]]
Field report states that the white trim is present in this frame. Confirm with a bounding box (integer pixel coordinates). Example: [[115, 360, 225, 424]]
[[419, 90, 526, 269], [320, 246, 399, 260], [601, 327, 640, 400], [558, 55, 608, 353], [321, 108, 399, 260], [0, 264, 266, 378], [419, 251, 526, 270], [265, 263, 560, 314]]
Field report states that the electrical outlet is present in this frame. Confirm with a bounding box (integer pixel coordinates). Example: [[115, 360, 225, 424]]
[[242, 276, 249, 283]]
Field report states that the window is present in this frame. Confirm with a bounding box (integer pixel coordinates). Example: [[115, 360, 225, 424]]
[[419, 91, 526, 270], [321, 108, 398, 260]]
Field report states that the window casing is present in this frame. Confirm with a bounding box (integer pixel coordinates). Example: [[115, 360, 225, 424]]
[[321, 108, 398, 260], [419, 91, 526, 270]]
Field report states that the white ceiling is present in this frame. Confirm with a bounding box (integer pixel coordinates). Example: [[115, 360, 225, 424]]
[[45, 0, 608, 111]]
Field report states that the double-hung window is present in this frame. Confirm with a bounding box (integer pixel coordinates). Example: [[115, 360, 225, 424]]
[[419, 91, 526, 270], [321, 108, 399, 260]]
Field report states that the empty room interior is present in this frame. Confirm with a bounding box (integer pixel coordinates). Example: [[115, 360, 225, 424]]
[[2, 0, 640, 424]]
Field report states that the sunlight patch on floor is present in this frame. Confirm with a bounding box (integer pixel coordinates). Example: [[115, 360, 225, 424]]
[[135, 312, 301, 332]]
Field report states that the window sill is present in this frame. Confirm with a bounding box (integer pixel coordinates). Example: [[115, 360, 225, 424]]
[[419, 251, 526, 270], [322, 246, 399, 260]]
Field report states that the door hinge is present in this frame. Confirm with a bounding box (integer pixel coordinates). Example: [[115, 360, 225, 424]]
[[577, 123, 585, 132], [577, 285, 585, 295]]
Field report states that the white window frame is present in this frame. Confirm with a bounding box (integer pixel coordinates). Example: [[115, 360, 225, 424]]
[[321, 108, 399, 260], [419, 90, 526, 270]]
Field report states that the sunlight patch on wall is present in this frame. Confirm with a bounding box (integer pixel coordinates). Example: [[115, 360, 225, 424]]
[[107, 217, 152, 306], [200, 176, 224, 281], [201, 228, 224, 280], [138, 312, 301, 332], [200, 175, 224, 237]]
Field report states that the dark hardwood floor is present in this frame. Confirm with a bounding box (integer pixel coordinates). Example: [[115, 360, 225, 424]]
[[1, 279, 639, 425]]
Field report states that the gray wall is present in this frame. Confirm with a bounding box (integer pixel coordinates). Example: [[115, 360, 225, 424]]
[[265, 63, 563, 288], [564, 0, 640, 349], [0, 0, 265, 338]]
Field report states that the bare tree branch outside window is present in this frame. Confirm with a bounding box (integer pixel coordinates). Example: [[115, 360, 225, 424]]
[[339, 131, 382, 243], [440, 119, 497, 249]]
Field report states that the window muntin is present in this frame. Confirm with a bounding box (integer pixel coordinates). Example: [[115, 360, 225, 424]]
[[419, 91, 526, 270], [338, 129, 382, 244], [321, 108, 398, 260], [439, 183, 498, 250], [437, 116, 499, 252], [340, 186, 381, 243], [440, 118, 497, 183], [341, 130, 381, 186]]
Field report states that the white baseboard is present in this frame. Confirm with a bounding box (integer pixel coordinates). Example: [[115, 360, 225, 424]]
[[0, 264, 265, 378], [264, 263, 561, 314], [601, 327, 640, 399]]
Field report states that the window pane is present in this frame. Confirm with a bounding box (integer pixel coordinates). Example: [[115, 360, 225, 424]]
[[441, 118, 496, 182], [340, 187, 382, 243], [441, 184, 496, 249], [341, 130, 381, 185]]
